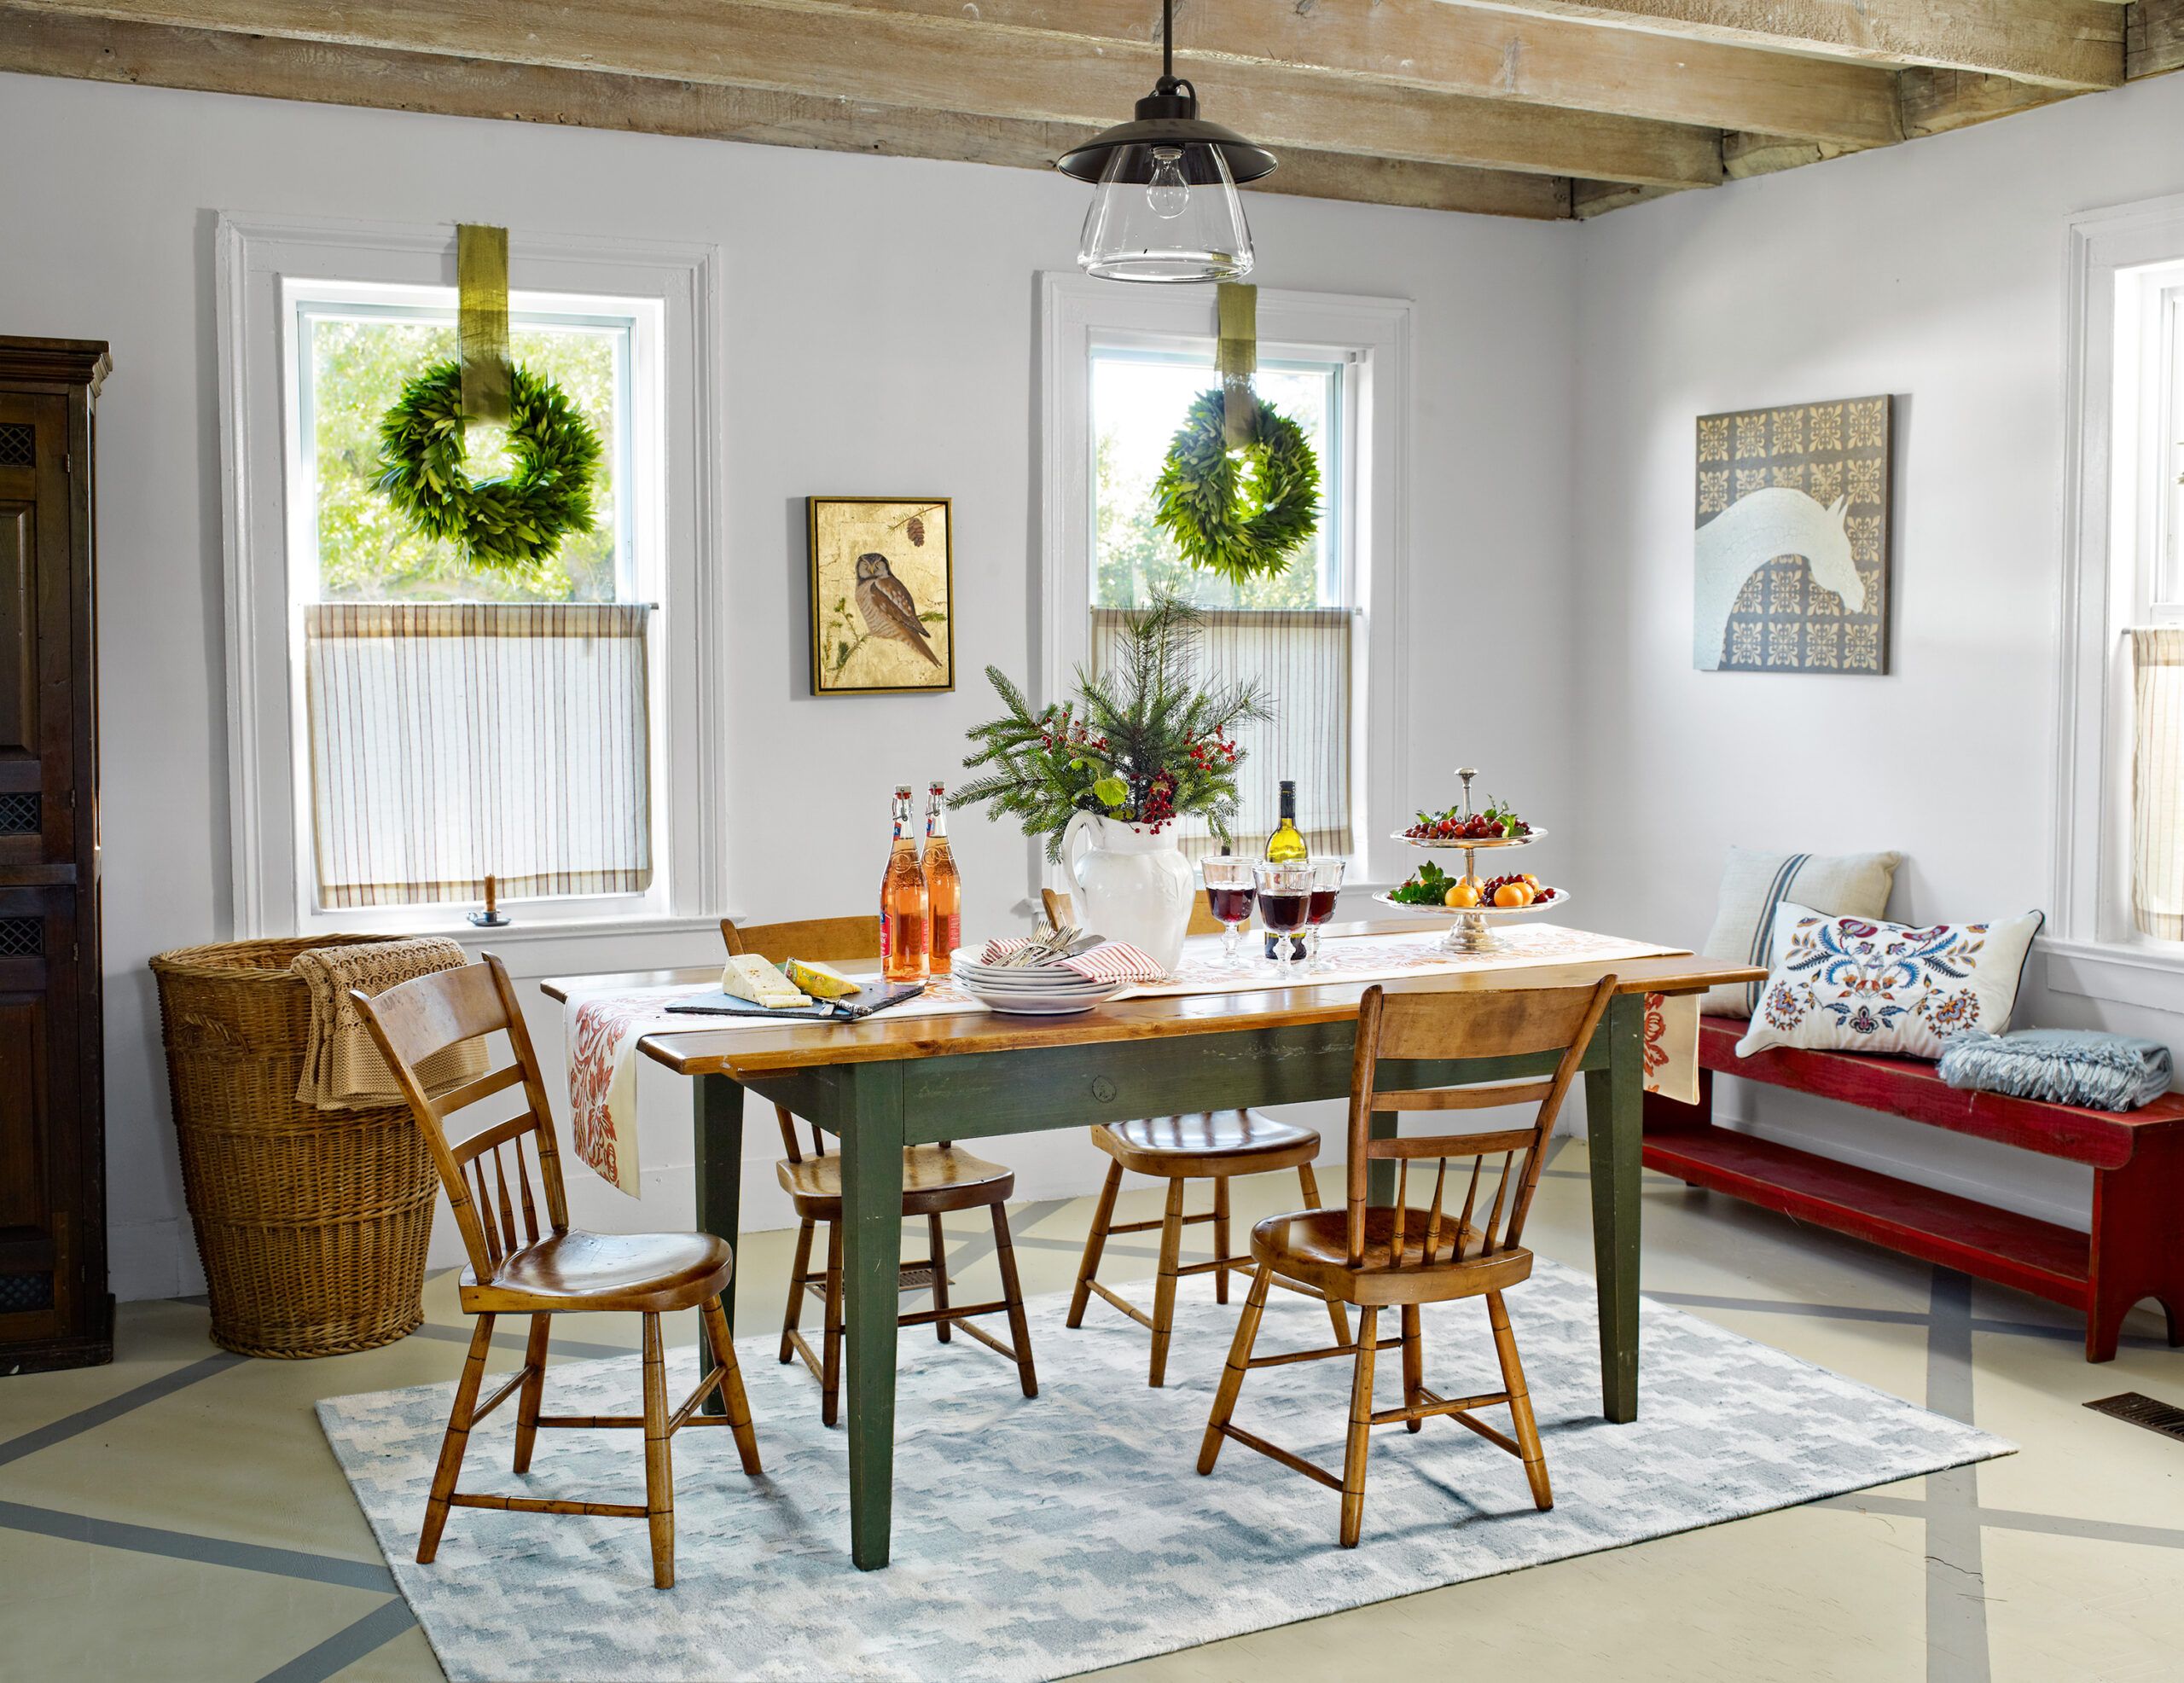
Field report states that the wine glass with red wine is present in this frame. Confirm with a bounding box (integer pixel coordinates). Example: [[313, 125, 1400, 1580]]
[[1304, 858, 1346, 972], [1201, 856, 1257, 970], [1254, 862, 1314, 979]]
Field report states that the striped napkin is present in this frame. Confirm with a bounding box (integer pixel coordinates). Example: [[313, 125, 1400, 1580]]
[[977, 937, 1166, 984]]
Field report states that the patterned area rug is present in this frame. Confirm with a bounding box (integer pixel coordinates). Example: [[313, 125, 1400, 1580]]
[[318, 1262, 2011, 1682]]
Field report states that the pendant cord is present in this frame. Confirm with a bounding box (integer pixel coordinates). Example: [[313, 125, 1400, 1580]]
[[1163, 0, 1174, 82]]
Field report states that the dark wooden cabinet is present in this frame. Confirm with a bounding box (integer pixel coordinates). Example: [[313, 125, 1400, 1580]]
[[0, 338, 110, 1373]]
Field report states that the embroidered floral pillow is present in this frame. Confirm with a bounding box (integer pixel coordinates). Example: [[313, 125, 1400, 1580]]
[[1734, 904, 2044, 1062]]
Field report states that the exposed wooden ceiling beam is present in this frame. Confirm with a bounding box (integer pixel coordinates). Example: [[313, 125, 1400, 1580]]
[[0, 7, 1577, 220], [837, 0, 1902, 148], [12, 1, 1726, 188], [1570, 179, 1687, 218], [1437, 0, 2124, 90], [1897, 68, 2071, 138], [2129, 0, 2184, 78]]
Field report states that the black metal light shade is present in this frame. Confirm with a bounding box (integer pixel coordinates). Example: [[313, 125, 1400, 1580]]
[[1060, 2, 1276, 285], [1056, 81, 1278, 188]]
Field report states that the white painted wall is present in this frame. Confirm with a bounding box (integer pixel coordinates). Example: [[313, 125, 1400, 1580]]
[[0, 73, 1581, 1296], [1570, 71, 2184, 1231]]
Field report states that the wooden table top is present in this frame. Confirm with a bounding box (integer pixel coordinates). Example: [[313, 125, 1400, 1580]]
[[539, 918, 1764, 1079]]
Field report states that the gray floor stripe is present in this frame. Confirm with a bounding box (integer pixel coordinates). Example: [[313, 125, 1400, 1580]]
[[410, 1322, 635, 1361], [1923, 1268, 1990, 1683], [1008, 1231, 1160, 1262], [1647, 1291, 1935, 1329], [1969, 1314, 2172, 1351], [0, 1499, 397, 1592], [1643, 1289, 2174, 1354], [0, 1350, 245, 1468], [943, 1197, 1072, 1280], [256, 1596, 418, 1683], [1820, 1492, 2184, 1552]]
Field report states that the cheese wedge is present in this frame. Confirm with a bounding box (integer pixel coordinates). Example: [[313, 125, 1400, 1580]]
[[720, 953, 810, 1008], [785, 958, 861, 1000]]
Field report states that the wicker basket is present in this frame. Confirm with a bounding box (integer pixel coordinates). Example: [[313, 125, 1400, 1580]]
[[150, 937, 439, 1358]]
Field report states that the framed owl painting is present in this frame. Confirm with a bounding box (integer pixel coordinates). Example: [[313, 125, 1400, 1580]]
[[807, 496, 956, 696]]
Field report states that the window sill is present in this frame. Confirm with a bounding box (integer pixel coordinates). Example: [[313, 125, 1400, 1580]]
[[2037, 936, 2184, 1015], [293, 914, 737, 982]]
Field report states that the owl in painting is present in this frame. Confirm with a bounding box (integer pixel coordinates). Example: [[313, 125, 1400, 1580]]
[[853, 552, 942, 669]]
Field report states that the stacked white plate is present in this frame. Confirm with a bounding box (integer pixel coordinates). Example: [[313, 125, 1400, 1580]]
[[951, 953, 1124, 1015]]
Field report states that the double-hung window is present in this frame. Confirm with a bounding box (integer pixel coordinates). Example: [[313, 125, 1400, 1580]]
[[218, 218, 723, 938], [1043, 276, 1409, 883], [1090, 346, 1351, 856], [291, 283, 659, 916]]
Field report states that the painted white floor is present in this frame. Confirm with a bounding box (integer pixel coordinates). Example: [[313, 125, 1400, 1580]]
[[3, 1148, 2181, 1680]]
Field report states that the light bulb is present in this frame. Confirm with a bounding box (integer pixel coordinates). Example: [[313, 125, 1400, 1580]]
[[1145, 147, 1190, 220]]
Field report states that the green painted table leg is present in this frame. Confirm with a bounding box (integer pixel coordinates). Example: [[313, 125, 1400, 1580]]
[[1583, 993, 1645, 1424], [839, 1061, 907, 1570], [1368, 1109, 1397, 1206], [693, 1072, 745, 1414]]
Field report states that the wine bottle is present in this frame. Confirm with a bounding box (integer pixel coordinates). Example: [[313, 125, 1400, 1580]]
[[1263, 780, 1307, 959], [880, 786, 930, 983], [923, 781, 961, 975], [1265, 781, 1308, 863]]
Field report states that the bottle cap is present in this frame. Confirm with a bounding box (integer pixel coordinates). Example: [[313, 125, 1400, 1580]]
[[893, 785, 912, 798]]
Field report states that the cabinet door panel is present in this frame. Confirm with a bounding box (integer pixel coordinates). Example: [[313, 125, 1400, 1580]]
[[0, 887, 72, 1344], [0, 395, 71, 869]]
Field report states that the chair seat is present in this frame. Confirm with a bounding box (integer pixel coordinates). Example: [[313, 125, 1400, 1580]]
[[1251, 1206, 1534, 1307], [459, 1228, 733, 1314], [776, 1144, 1014, 1217], [1095, 1110, 1321, 1177]]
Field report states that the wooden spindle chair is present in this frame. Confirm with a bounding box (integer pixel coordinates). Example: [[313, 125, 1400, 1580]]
[[1198, 976, 1618, 1547], [1043, 886, 1351, 1384], [351, 954, 761, 1590], [723, 917, 1037, 1424]]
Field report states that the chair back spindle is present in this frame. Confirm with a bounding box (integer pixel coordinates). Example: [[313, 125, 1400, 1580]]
[[351, 953, 571, 1285], [1345, 978, 1618, 1273], [723, 916, 884, 1163]]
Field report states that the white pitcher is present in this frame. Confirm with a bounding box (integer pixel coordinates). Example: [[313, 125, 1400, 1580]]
[[1060, 811, 1195, 975]]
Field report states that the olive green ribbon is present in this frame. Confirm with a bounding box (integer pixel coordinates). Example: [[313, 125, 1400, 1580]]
[[456, 223, 511, 425], [1217, 281, 1256, 450]]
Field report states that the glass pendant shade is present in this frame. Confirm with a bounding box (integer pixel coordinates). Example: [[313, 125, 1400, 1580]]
[[1076, 141, 1255, 284], [1057, 0, 1275, 287]]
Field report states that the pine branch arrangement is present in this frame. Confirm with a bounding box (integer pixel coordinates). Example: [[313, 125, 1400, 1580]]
[[955, 595, 1268, 862]]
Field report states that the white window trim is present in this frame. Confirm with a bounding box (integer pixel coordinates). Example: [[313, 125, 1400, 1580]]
[[1038, 273, 1411, 889], [2053, 191, 2184, 1006], [215, 212, 729, 940]]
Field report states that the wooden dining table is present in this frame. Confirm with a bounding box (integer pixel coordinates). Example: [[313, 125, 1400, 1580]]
[[544, 921, 1762, 1570]]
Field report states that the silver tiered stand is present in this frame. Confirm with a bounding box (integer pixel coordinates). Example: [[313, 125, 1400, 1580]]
[[1372, 767, 1567, 954]]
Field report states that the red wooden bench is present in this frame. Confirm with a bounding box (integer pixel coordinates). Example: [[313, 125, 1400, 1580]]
[[1641, 1017, 2184, 1361]]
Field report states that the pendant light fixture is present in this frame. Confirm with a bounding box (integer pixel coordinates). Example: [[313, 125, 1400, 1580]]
[[1058, 0, 1275, 284]]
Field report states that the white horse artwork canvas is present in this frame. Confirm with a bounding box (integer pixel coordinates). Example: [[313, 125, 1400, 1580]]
[[1693, 398, 1891, 673]]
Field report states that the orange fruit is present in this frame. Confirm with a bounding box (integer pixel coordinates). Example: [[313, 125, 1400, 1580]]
[[1493, 881, 1534, 908], [1519, 873, 1540, 890], [1443, 882, 1482, 908]]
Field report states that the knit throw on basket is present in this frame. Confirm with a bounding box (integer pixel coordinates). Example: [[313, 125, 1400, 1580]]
[[292, 937, 486, 1111], [1936, 1027, 2175, 1112]]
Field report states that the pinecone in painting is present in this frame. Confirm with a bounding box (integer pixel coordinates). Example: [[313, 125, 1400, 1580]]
[[906, 514, 926, 547]]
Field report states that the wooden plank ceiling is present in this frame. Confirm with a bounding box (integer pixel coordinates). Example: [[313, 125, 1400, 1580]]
[[2, 0, 2178, 221]]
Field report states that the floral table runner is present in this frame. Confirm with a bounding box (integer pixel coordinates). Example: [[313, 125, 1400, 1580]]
[[562, 925, 1699, 1197]]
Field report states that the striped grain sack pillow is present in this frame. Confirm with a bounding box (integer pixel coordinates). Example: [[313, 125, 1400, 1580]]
[[1699, 846, 1902, 1018]]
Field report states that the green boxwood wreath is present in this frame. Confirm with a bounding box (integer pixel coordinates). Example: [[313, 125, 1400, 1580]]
[[375, 359, 602, 575], [1151, 389, 1321, 587]]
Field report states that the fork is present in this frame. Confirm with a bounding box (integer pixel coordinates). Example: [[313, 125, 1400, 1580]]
[[1002, 924, 1078, 967]]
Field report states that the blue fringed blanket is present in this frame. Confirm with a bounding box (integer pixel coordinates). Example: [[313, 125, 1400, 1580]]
[[1937, 1028, 2175, 1112]]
